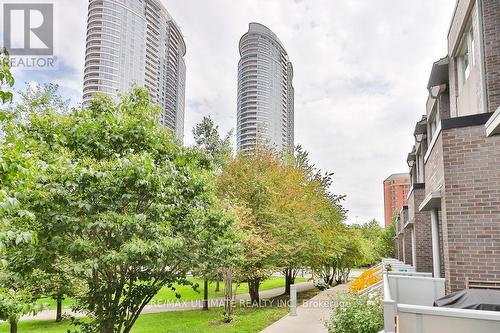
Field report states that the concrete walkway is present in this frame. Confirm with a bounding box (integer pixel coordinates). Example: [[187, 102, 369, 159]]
[[260, 284, 348, 333], [22, 281, 315, 321]]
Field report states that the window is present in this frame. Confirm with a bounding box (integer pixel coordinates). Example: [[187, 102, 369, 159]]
[[428, 104, 440, 143], [457, 23, 475, 90]]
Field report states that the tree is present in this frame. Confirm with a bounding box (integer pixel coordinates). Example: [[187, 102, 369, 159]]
[[352, 219, 383, 266], [0, 271, 43, 333], [217, 146, 346, 301], [216, 148, 281, 304], [0, 72, 43, 333], [376, 220, 396, 259], [310, 221, 347, 286], [17, 83, 69, 115], [0, 48, 14, 103], [294, 145, 347, 216], [279, 147, 345, 293], [192, 116, 233, 171], [192, 116, 235, 311], [1, 88, 235, 333], [0, 288, 36, 333], [36, 261, 79, 322], [4, 83, 75, 322]]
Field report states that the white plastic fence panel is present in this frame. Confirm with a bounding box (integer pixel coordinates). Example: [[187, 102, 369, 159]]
[[388, 275, 445, 306], [398, 305, 500, 333], [386, 271, 432, 277]]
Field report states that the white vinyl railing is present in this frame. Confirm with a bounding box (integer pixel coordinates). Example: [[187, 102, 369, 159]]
[[382, 273, 445, 332], [386, 271, 432, 277], [397, 304, 500, 333], [383, 274, 397, 332], [387, 274, 445, 306], [359, 280, 383, 297], [381, 268, 500, 333], [381, 258, 415, 273]]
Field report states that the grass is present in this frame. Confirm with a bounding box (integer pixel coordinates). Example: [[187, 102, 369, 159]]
[[0, 307, 288, 333], [38, 276, 309, 310], [1, 287, 319, 333]]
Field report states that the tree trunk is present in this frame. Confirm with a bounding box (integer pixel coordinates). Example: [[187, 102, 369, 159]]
[[56, 297, 63, 322], [99, 318, 115, 333], [335, 268, 342, 285], [223, 269, 233, 323], [215, 280, 220, 292], [324, 264, 333, 286], [202, 278, 209, 311], [342, 268, 351, 284], [9, 319, 17, 333], [248, 278, 260, 305], [284, 268, 296, 295]]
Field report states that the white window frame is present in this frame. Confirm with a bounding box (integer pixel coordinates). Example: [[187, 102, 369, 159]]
[[457, 21, 475, 92]]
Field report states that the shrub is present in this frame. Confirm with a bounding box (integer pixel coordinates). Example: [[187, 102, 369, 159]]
[[327, 291, 383, 333]]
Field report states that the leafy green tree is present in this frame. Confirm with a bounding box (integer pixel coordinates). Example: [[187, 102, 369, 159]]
[[217, 148, 281, 304], [0, 271, 43, 333], [376, 220, 396, 259], [193, 116, 233, 172], [3, 83, 74, 322], [0, 73, 43, 333], [285, 147, 345, 292], [17, 83, 69, 115], [0, 288, 36, 333], [0, 48, 14, 103], [311, 225, 363, 286], [294, 145, 347, 215], [1, 88, 234, 333], [192, 116, 236, 310], [352, 219, 383, 266], [218, 146, 346, 301]]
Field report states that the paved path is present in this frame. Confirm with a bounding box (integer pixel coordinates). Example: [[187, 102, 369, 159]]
[[22, 281, 315, 321], [260, 283, 348, 333]]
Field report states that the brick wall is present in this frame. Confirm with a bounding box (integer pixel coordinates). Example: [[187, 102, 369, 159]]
[[441, 124, 500, 291], [481, 0, 500, 113], [408, 188, 433, 273], [424, 134, 445, 194], [404, 228, 413, 265], [397, 235, 404, 262]]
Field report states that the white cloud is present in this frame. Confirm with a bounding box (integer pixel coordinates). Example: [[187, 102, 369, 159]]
[[9, 0, 457, 226]]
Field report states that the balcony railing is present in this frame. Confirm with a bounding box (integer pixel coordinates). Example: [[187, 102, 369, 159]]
[[380, 259, 500, 333]]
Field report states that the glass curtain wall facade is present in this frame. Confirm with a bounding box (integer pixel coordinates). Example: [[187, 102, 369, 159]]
[[237, 23, 294, 152], [83, 0, 186, 139]]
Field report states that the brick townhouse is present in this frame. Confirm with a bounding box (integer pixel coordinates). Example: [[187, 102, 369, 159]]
[[396, 0, 500, 292]]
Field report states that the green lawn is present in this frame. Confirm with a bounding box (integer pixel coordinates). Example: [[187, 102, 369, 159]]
[[1, 288, 321, 333], [0, 307, 289, 333], [39, 276, 309, 310]]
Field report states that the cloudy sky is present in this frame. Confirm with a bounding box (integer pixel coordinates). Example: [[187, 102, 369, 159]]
[[6, 0, 457, 225]]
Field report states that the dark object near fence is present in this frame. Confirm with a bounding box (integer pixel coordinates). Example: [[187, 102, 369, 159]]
[[434, 289, 500, 312]]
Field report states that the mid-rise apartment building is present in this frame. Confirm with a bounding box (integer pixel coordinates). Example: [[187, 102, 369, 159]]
[[83, 0, 186, 139], [397, 0, 500, 292], [237, 23, 294, 152], [383, 173, 410, 227]]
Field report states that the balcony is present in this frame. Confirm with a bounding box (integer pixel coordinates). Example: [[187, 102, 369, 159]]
[[380, 259, 500, 333]]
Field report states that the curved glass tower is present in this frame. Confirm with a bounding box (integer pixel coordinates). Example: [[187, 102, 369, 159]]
[[237, 23, 294, 152], [83, 0, 186, 139]]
